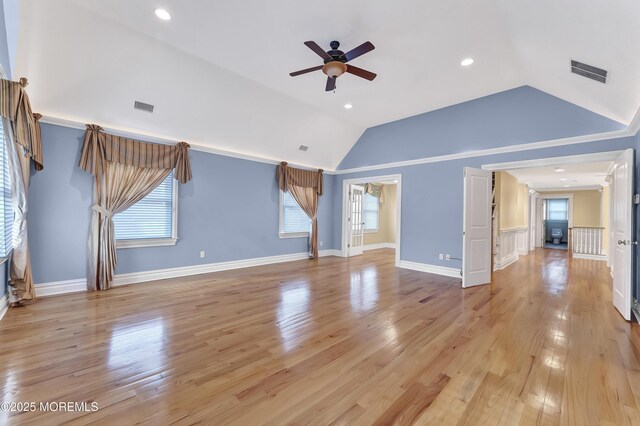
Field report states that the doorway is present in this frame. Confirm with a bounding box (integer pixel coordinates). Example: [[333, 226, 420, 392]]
[[462, 149, 633, 321], [341, 174, 402, 267]]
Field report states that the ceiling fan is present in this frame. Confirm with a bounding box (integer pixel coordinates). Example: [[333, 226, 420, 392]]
[[289, 40, 377, 91]]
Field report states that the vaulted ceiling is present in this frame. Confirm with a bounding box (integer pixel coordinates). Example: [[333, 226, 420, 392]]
[[14, 0, 640, 170]]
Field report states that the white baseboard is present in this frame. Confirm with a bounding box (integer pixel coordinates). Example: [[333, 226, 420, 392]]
[[35, 278, 88, 297], [398, 260, 461, 279], [572, 253, 607, 261], [494, 253, 519, 271], [0, 292, 8, 321], [34, 249, 342, 298], [363, 243, 396, 251], [517, 248, 529, 256]]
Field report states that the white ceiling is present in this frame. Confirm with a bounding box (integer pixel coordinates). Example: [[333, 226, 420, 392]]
[[14, 0, 640, 170], [507, 161, 613, 191]]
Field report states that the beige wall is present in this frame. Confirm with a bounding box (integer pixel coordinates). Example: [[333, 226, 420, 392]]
[[496, 171, 528, 231], [573, 190, 602, 227], [364, 183, 397, 245], [539, 189, 601, 227]]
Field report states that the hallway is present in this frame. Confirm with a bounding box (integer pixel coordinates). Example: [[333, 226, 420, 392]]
[[0, 249, 639, 424]]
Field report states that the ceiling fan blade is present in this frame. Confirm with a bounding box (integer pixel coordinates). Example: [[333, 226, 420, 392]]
[[346, 65, 377, 81], [325, 76, 336, 92], [304, 41, 332, 60], [342, 41, 375, 62], [290, 65, 323, 77]]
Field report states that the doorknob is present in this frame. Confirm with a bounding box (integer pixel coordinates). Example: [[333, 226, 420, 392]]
[[618, 240, 627, 245]]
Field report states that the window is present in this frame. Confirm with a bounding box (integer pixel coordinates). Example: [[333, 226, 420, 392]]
[[0, 118, 13, 258], [363, 193, 379, 232], [113, 172, 178, 248], [546, 199, 568, 221], [279, 190, 310, 237]]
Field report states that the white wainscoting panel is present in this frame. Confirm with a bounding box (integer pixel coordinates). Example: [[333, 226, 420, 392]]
[[494, 227, 529, 270]]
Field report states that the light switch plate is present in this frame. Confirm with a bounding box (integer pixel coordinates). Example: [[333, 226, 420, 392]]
[[634, 194, 640, 204]]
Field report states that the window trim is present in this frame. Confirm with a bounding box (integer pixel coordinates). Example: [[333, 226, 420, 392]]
[[278, 190, 310, 239], [116, 176, 179, 249], [363, 192, 379, 233], [0, 66, 13, 260]]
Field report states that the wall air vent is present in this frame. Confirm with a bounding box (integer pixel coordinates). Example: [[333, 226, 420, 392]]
[[571, 60, 607, 84], [298, 145, 309, 151], [134, 100, 155, 113]]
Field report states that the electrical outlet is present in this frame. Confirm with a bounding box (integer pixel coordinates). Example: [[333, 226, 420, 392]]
[[439, 253, 444, 260], [200, 251, 205, 258], [320, 240, 323, 247], [446, 254, 451, 261]]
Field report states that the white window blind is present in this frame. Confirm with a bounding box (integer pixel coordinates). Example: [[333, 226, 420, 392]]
[[114, 172, 175, 242], [0, 119, 13, 257], [281, 191, 310, 235], [363, 193, 379, 231], [546, 199, 568, 221]]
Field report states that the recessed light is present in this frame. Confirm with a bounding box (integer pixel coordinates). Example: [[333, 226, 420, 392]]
[[555, 168, 565, 172], [344, 103, 353, 109], [155, 8, 171, 20], [559, 178, 568, 181], [460, 58, 474, 67], [564, 185, 571, 187]]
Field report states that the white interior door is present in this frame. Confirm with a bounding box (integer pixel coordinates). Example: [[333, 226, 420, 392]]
[[349, 185, 365, 256], [612, 149, 633, 321], [463, 167, 492, 288]]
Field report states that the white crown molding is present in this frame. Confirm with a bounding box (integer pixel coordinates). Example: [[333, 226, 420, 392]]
[[33, 249, 342, 298], [335, 127, 637, 175], [0, 292, 9, 321], [535, 185, 602, 192], [398, 260, 461, 279], [41, 102, 640, 177], [38, 115, 333, 174]]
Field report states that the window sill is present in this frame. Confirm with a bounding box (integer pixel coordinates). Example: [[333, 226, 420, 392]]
[[279, 232, 309, 239], [116, 237, 178, 249], [363, 229, 379, 234]]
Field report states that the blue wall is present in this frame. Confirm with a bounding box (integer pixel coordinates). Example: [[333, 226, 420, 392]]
[[333, 138, 636, 270], [338, 86, 625, 170], [28, 124, 334, 283]]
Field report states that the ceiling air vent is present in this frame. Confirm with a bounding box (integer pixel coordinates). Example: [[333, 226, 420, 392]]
[[134, 100, 154, 113], [571, 60, 607, 84], [298, 145, 309, 151]]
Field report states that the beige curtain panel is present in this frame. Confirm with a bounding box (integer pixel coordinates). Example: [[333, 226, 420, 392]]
[[79, 124, 193, 291], [0, 78, 44, 305], [276, 161, 323, 259]]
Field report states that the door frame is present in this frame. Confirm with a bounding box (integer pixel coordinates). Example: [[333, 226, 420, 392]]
[[476, 150, 629, 297], [348, 184, 366, 256], [341, 174, 402, 267]]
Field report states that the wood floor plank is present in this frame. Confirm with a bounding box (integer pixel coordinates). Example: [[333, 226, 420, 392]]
[[0, 248, 639, 425]]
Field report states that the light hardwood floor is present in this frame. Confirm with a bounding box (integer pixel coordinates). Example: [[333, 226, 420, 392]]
[[1, 248, 639, 425]]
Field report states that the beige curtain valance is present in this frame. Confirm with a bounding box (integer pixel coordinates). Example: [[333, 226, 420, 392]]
[[0, 77, 44, 171], [276, 161, 323, 195], [79, 124, 193, 183], [365, 183, 384, 204]]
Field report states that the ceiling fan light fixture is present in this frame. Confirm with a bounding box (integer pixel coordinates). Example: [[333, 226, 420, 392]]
[[322, 61, 347, 78]]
